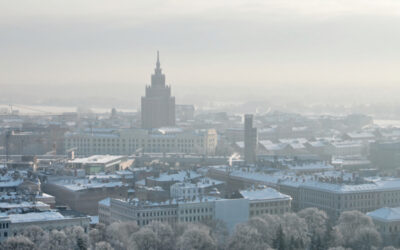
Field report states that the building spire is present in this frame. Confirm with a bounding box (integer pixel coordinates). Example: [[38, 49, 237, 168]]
[[156, 50, 160, 69]]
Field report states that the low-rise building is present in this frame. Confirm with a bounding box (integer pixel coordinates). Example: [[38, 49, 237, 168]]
[[98, 198, 111, 225], [146, 171, 202, 192], [367, 206, 400, 244], [0, 211, 90, 241], [67, 155, 128, 174], [209, 165, 400, 219], [43, 176, 129, 215], [240, 187, 291, 217], [170, 178, 224, 200], [100, 186, 290, 232]]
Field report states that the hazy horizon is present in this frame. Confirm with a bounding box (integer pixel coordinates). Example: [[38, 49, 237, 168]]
[[1, 0, 400, 110]]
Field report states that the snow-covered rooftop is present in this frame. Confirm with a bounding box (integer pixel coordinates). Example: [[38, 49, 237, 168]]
[[346, 132, 375, 139], [240, 187, 291, 201], [52, 178, 128, 191], [235, 141, 244, 149], [209, 165, 400, 194], [367, 207, 400, 222], [8, 211, 65, 223], [331, 140, 363, 148], [259, 140, 287, 151], [147, 171, 201, 182], [156, 127, 184, 134], [0, 201, 50, 210], [171, 178, 223, 189], [0, 179, 23, 188], [69, 155, 125, 165], [287, 162, 334, 172], [99, 198, 111, 207]]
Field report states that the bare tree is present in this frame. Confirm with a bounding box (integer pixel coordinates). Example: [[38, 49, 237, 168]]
[[336, 210, 375, 247], [145, 221, 175, 250], [383, 247, 400, 250], [228, 224, 268, 250], [90, 223, 107, 247], [20, 225, 48, 246], [298, 207, 328, 238], [64, 226, 89, 250], [40, 230, 70, 250], [202, 219, 229, 249], [1, 236, 35, 250], [281, 212, 310, 249], [129, 227, 158, 250], [106, 221, 139, 249], [325, 223, 344, 249], [248, 216, 279, 246], [350, 227, 381, 250], [177, 226, 217, 250], [95, 241, 114, 250], [89, 229, 102, 249]]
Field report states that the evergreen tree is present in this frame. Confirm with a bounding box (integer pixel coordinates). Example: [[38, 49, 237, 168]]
[[273, 225, 286, 250]]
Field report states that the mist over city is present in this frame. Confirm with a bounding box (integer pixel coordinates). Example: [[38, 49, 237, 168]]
[[1, 1, 400, 250]]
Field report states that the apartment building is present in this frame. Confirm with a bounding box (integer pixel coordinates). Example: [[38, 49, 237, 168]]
[[100, 187, 291, 231]]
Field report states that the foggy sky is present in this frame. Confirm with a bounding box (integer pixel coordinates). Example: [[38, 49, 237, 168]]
[[1, 0, 400, 108]]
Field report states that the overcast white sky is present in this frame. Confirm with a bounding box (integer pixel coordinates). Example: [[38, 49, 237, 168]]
[[1, 0, 399, 107]]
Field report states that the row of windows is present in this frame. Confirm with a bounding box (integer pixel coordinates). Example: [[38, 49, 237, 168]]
[[250, 207, 288, 216], [180, 207, 212, 214], [343, 193, 376, 200], [250, 201, 287, 207], [66, 138, 204, 144], [382, 224, 400, 233], [73, 148, 202, 155], [180, 215, 212, 222], [138, 217, 177, 226], [0, 223, 9, 229], [137, 210, 177, 217]]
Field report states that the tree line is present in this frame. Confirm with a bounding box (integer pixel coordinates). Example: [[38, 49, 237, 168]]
[[1, 208, 398, 250]]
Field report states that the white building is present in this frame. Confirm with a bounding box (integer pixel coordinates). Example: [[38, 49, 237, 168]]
[[65, 127, 218, 156], [67, 155, 128, 174], [367, 206, 400, 244], [98, 198, 111, 225], [209, 165, 400, 219], [328, 141, 365, 157], [240, 187, 292, 217], [100, 187, 290, 232], [170, 178, 224, 200], [35, 193, 56, 208], [0, 211, 90, 241], [0, 201, 50, 213]]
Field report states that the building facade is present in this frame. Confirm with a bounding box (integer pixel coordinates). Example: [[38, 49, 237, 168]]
[[0, 211, 90, 241], [100, 187, 291, 231], [367, 207, 400, 245], [65, 128, 217, 156]]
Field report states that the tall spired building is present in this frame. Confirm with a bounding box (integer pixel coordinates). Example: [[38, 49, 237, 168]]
[[141, 51, 176, 129]]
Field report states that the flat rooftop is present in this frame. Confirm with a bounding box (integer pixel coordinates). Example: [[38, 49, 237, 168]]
[[240, 187, 291, 201], [69, 155, 125, 165]]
